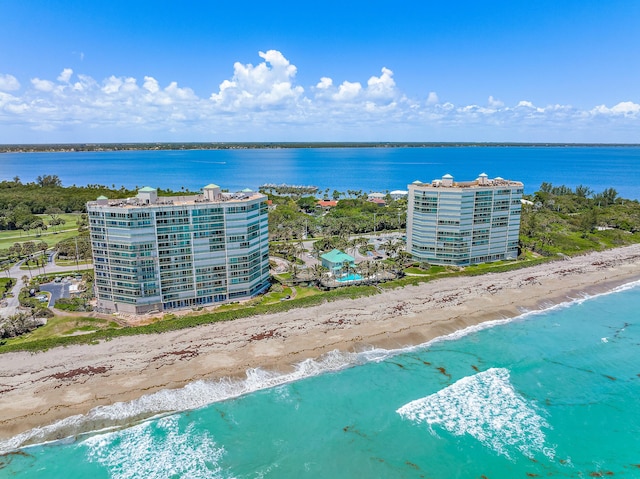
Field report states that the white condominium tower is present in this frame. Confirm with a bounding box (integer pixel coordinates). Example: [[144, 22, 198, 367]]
[[87, 184, 270, 314], [407, 173, 523, 266]]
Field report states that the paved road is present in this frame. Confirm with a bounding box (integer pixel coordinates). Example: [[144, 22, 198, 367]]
[[1, 253, 91, 318]]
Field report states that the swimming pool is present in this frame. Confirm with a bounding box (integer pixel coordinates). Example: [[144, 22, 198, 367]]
[[336, 273, 362, 282]]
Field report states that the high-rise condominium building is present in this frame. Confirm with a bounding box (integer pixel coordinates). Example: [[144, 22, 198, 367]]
[[407, 173, 523, 266], [87, 184, 270, 314]]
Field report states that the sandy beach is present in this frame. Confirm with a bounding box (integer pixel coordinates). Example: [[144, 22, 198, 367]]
[[2, 244, 640, 445]]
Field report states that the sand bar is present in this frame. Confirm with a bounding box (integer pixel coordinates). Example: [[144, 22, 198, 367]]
[[2, 245, 640, 444]]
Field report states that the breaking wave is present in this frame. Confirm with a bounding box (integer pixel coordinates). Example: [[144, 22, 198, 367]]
[[397, 368, 554, 460], [84, 415, 227, 479], [2, 279, 638, 454]]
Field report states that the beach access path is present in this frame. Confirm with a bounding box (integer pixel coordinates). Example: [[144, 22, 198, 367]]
[[1, 244, 640, 443]]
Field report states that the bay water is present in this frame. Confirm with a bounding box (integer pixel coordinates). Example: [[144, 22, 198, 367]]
[[2, 281, 640, 478], [2, 146, 640, 199], [2, 146, 640, 477]]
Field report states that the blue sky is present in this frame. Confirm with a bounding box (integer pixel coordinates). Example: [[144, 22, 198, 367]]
[[1, 0, 639, 143]]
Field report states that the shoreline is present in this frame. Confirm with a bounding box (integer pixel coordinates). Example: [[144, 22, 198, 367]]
[[4, 142, 640, 155], [2, 245, 640, 448]]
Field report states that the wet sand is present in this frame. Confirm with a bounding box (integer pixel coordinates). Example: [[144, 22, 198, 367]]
[[1, 245, 640, 444]]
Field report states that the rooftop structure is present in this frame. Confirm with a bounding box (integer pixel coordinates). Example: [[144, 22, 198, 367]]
[[368, 192, 385, 199], [317, 200, 338, 209], [389, 190, 408, 200], [407, 173, 523, 266], [87, 185, 270, 314], [321, 249, 355, 275]]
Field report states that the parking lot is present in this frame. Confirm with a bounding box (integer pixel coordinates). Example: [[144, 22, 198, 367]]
[[39, 280, 71, 306]]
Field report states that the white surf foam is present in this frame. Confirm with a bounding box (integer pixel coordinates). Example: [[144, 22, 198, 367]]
[[0, 349, 364, 453], [396, 368, 554, 460], [4, 279, 638, 454], [84, 415, 227, 479]]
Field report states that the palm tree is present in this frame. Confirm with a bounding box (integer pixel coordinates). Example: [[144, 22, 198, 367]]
[[356, 261, 370, 283], [312, 263, 327, 285], [290, 263, 300, 281], [2, 262, 10, 278], [38, 241, 48, 274], [341, 261, 357, 281], [294, 239, 305, 261], [369, 260, 380, 281], [381, 238, 396, 257], [350, 236, 367, 257]]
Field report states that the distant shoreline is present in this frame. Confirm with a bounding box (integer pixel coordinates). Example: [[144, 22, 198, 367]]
[[2, 142, 640, 154]]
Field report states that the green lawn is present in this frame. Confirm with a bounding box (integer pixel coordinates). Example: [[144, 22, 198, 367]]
[[405, 265, 447, 275], [0, 213, 82, 251], [53, 258, 92, 267], [4, 316, 118, 346]]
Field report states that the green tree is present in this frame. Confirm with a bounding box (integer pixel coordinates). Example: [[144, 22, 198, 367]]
[[296, 196, 317, 213], [9, 242, 22, 258], [574, 184, 593, 198], [30, 218, 47, 237], [36, 174, 62, 187], [7, 204, 36, 231], [45, 207, 64, 232], [579, 208, 599, 237], [76, 213, 89, 232]]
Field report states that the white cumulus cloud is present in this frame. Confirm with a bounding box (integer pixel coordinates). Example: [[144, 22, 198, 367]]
[[366, 67, 396, 99], [143, 76, 160, 93], [488, 95, 504, 108], [210, 50, 304, 109], [0, 74, 20, 91], [58, 68, 73, 83], [316, 77, 333, 89], [1, 49, 639, 143], [333, 80, 362, 101], [592, 101, 640, 116], [427, 91, 439, 105], [31, 78, 55, 92]]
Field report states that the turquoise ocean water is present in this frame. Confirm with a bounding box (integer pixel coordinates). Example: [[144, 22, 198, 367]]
[[2, 146, 640, 199], [3, 281, 640, 478], [2, 146, 640, 476]]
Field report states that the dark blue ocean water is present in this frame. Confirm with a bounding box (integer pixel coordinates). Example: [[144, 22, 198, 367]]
[[3, 282, 640, 478], [2, 146, 640, 199]]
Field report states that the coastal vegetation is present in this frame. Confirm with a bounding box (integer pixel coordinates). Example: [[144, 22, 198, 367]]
[[0, 178, 639, 353], [266, 191, 406, 241], [520, 183, 640, 256]]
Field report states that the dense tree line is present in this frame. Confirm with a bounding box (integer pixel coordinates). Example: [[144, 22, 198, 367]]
[[521, 183, 640, 256], [56, 234, 92, 260], [0, 177, 201, 232], [0, 176, 133, 229], [268, 193, 406, 241]]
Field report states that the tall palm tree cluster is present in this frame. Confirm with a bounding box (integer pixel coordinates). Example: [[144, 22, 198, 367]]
[[278, 235, 407, 288]]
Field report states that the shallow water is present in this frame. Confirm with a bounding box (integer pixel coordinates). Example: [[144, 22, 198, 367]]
[[3, 281, 640, 478]]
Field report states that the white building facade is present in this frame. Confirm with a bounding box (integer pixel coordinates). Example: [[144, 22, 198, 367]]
[[407, 174, 523, 266], [87, 184, 270, 314]]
